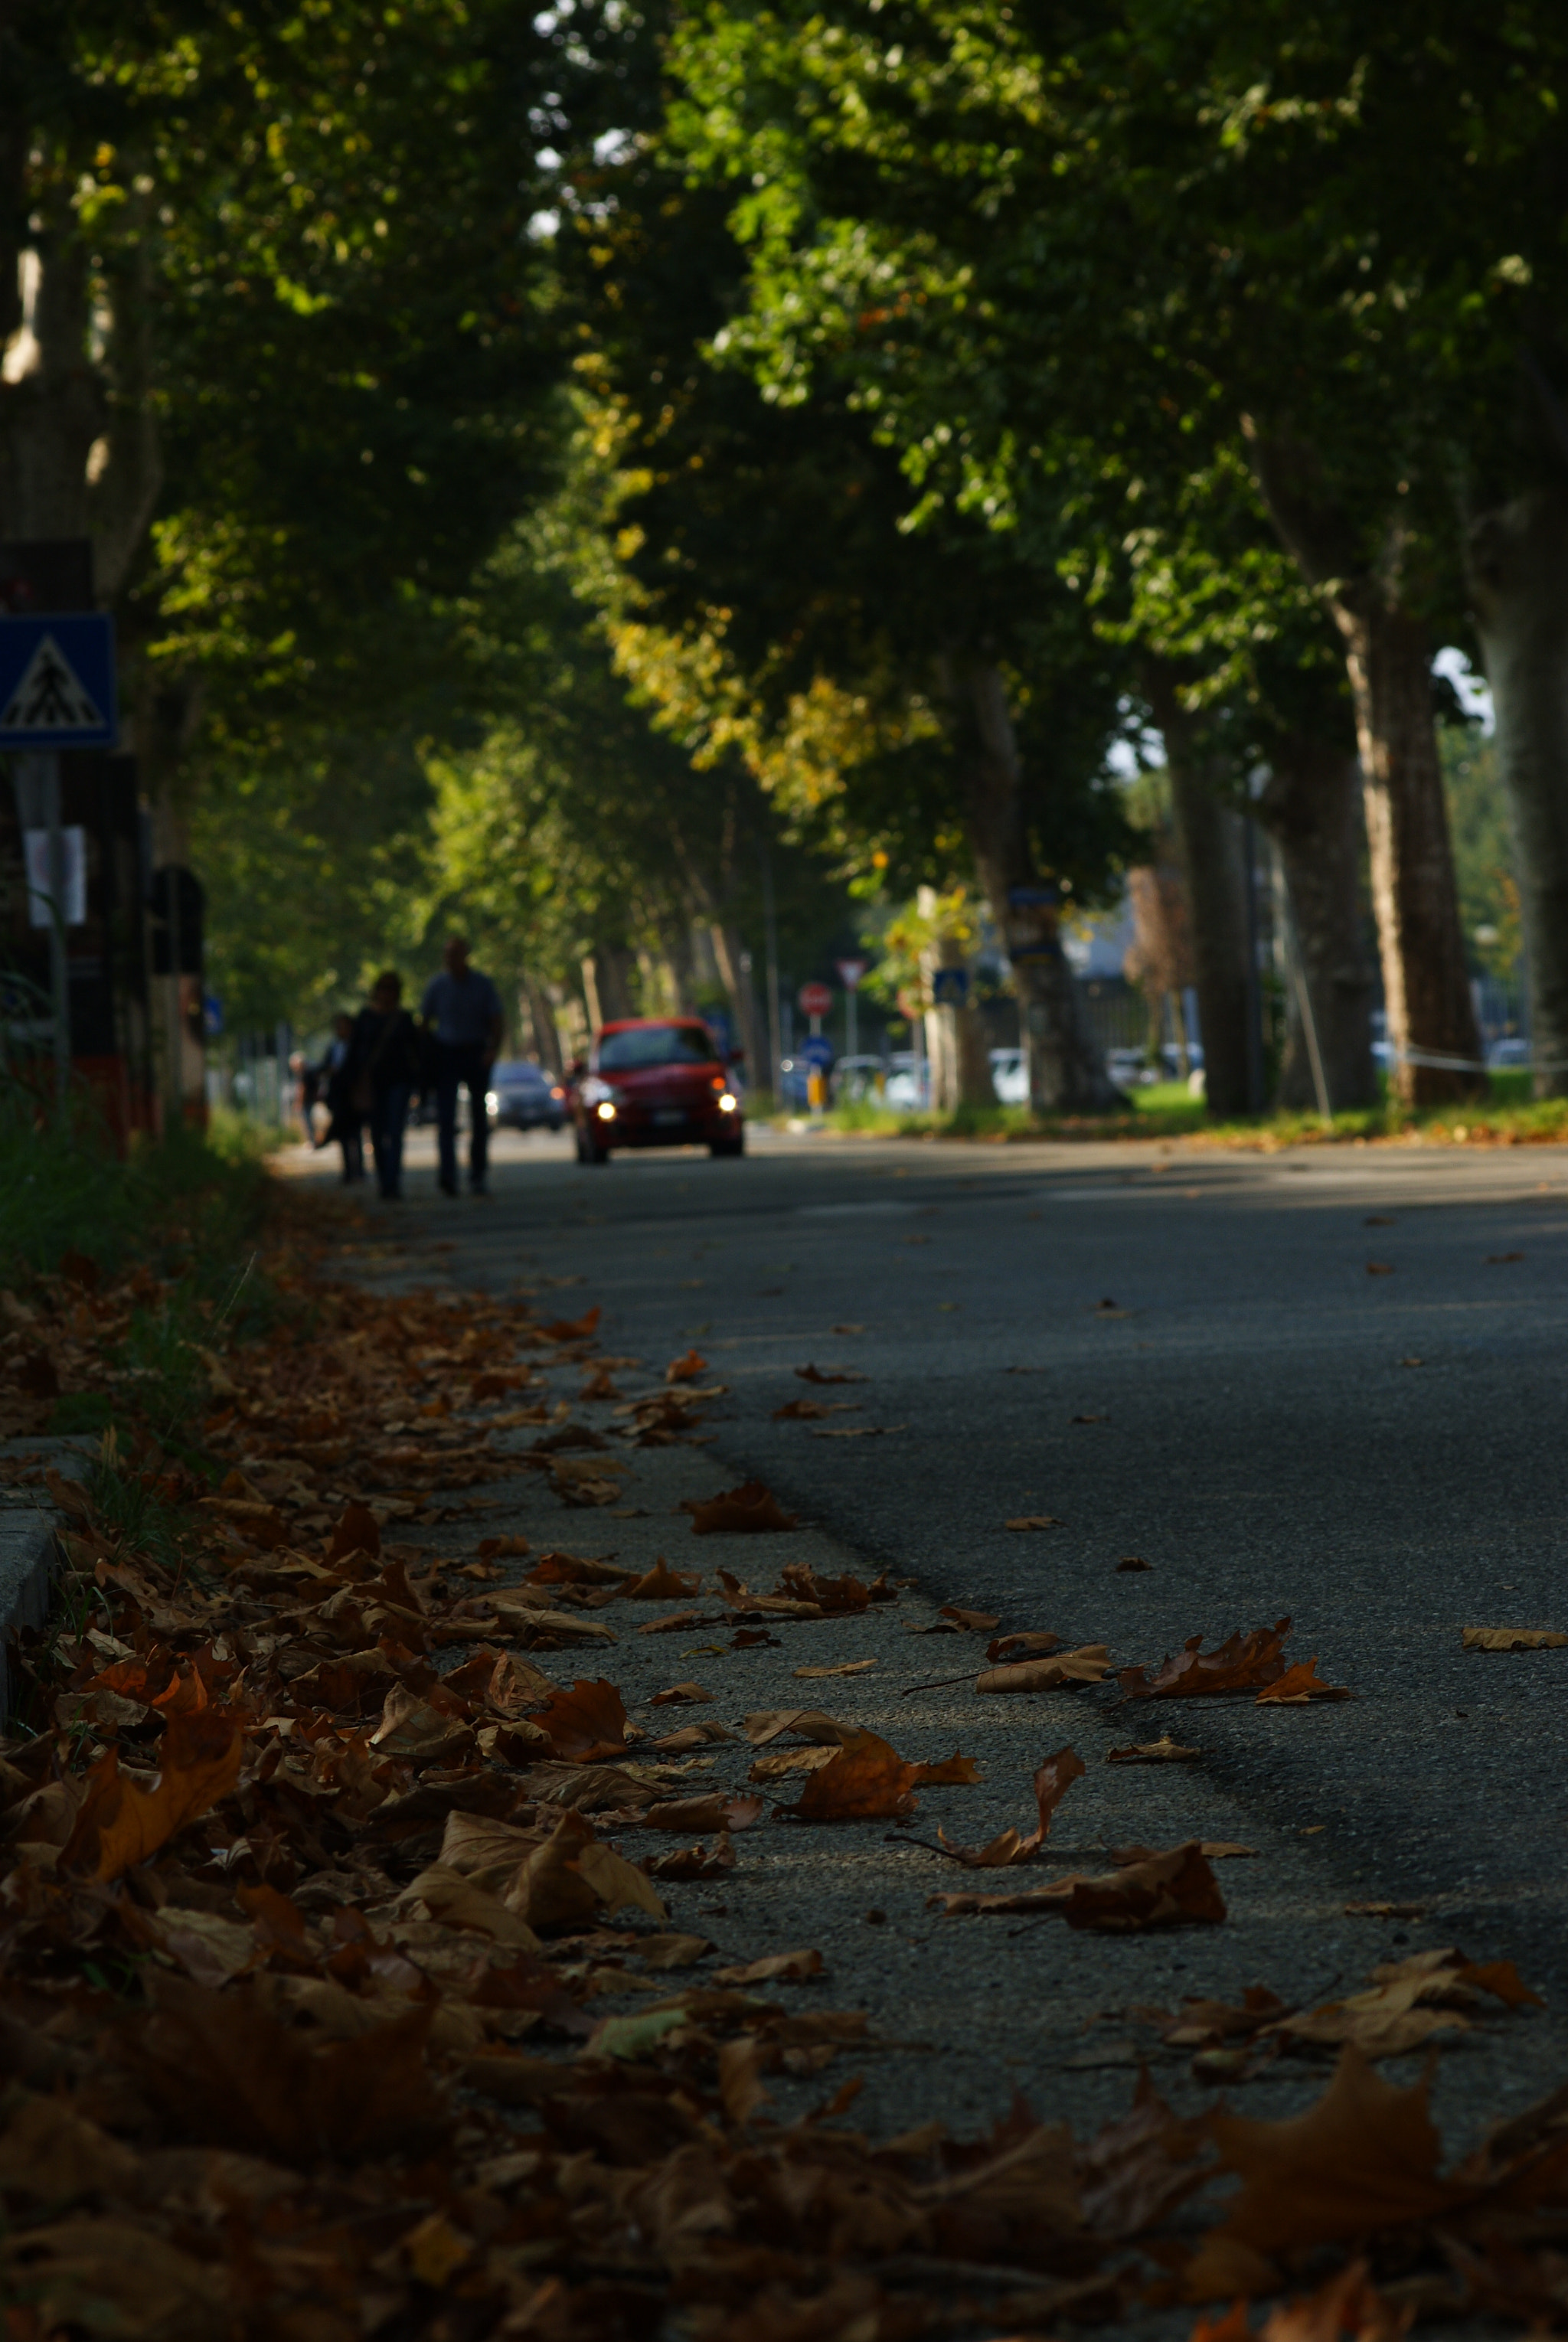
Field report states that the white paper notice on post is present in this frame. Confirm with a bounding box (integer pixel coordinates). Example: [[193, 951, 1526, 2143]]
[[24, 827, 87, 928]]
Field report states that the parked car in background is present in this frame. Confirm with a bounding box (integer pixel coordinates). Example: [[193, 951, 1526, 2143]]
[[574, 1018, 744, 1161], [988, 1047, 1027, 1105], [486, 1059, 567, 1132], [1487, 1036, 1531, 1069], [829, 1055, 887, 1104], [882, 1051, 929, 1110]]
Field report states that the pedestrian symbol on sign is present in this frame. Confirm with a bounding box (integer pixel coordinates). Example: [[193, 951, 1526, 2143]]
[[1, 633, 104, 734]]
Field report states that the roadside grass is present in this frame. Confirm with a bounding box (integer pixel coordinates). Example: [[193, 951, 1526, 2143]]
[[2, 1078, 286, 1478], [821, 1066, 1568, 1148]]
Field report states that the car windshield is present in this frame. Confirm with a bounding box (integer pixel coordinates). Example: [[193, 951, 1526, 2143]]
[[597, 1024, 714, 1071], [492, 1062, 541, 1084]]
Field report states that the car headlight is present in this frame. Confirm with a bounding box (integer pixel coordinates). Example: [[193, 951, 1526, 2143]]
[[596, 1099, 616, 1121], [550, 1085, 564, 1100], [718, 1092, 738, 1113], [485, 1091, 499, 1112]]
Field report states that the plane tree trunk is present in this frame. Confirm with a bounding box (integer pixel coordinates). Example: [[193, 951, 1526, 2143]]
[[950, 655, 1120, 1114], [1465, 474, 1568, 1098], [1142, 664, 1255, 1118], [1243, 423, 1482, 1106], [1256, 730, 1377, 1112]]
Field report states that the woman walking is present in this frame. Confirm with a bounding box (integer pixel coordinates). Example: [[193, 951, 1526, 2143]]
[[351, 972, 423, 1200]]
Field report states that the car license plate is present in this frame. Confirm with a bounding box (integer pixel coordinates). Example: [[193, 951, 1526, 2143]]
[[653, 1109, 685, 1126]]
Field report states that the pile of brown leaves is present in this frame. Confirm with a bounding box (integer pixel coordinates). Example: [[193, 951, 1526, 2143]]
[[2, 1233, 1567, 2340]]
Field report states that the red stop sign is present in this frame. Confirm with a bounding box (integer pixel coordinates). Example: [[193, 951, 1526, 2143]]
[[798, 981, 834, 1017]]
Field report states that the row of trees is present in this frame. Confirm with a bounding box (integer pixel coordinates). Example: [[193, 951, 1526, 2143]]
[[5, 2, 1560, 1110]]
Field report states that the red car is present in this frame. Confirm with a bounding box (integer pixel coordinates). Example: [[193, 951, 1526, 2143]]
[[573, 1018, 745, 1163]]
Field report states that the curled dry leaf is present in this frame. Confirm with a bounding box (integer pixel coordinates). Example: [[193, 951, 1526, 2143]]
[[743, 1709, 852, 1749], [795, 1363, 868, 1384], [1006, 1514, 1064, 1531], [665, 1348, 709, 1383], [987, 1631, 1063, 1661], [1116, 1556, 1152, 1573], [641, 1794, 766, 1834], [940, 1606, 1000, 1632], [523, 1551, 632, 1587], [327, 1500, 382, 1563], [794, 1659, 877, 1680], [1256, 1658, 1351, 1704], [749, 1746, 840, 1781], [1462, 1626, 1568, 1651], [1189, 2261, 1405, 2342], [1267, 1946, 1543, 2060], [58, 1708, 244, 1883], [682, 1481, 799, 1534], [537, 1305, 603, 1342], [1119, 1618, 1292, 1700], [622, 1557, 703, 1600], [938, 1746, 1085, 1867], [1365, 1261, 1394, 1276], [785, 1730, 923, 1821], [648, 1681, 713, 1705], [636, 1608, 703, 1635], [933, 1841, 1225, 1931], [976, 1646, 1111, 1695], [643, 1834, 737, 1881], [1106, 1736, 1200, 1765], [531, 1678, 629, 1763]]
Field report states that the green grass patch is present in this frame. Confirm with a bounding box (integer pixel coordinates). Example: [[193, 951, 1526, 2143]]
[[823, 1065, 1568, 1148]]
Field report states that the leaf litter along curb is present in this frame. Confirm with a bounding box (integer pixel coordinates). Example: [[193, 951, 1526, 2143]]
[[1, 1234, 1564, 2338]]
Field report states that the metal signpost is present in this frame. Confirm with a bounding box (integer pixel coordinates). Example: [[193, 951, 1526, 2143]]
[[836, 957, 867, 1060], [0, 613, 119, 1109], [798, 981, 834, 1111]]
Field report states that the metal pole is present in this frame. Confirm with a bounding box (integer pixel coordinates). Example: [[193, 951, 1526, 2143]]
[[165, 867, 184, 1130], [760, 841, 782, 1102], [847, 984, 858, 1062], [11, 751, 70, 1115]]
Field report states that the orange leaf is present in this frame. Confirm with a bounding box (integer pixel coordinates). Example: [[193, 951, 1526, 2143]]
[[787, 1730, 921, 1821], [1461, 1958, 1544, 2010], [328, 1501, 381, 1563], [538, 1305, 603, 1343], [665, 1347, 709, 1383], [683, 1481, 799, 1534], [913, 1751, 983, 1786], [1256, 1658, 1351, 1705], [1120, 1618, 1292, 1700], [1065, 1842, 1226, 1932], [532, 1678, 628, 1763], [795, 1362, 868, 1384], [59, 1708, 244, 1882], [642, 1793, 765, 1833], [1185, 2048, 1469, 2292], [623, 1557, 702, 1600], [986, 1632, 1063, 1661], [976, 1647, 1110, 1693], [645, 1836, 737, 1880]]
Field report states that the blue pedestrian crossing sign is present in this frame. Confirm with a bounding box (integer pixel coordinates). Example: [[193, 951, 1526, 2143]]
[[0, 615, 117, 749]]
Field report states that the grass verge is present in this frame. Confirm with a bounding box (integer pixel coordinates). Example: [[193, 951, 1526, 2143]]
[[823, 1068, 1568, 1148]]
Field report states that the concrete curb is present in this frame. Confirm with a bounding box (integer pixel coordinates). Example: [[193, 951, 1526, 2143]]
[[0, 1439, 98, 1723]]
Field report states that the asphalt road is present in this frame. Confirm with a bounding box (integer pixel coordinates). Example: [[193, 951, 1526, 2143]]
[[296, 1120, 1568, 2152]]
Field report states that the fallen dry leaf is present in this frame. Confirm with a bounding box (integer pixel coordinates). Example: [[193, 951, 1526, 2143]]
[[1365, 1261, 1394, 1276], [938, 1746, 1086, 1867], [939, 1605, 1000, 1631], [648, 1682, 713, 1705], [976, 1646, 1111, 1694], [1183, 2048, 1470, 2298], [1462, 1626, 1568, 1651], [714, 1948, 824, 1986], [1256, 1659, 1351, 1704], [1117, 1556, 1152, 1573], [794, 1660, 877, 1680], [1485, 1251, 1524, 1264], [785, 1730, 923, 1821], [1006, 1514, 1064, 1531], [644, 1835, 737, 1880], [773, 1397, 861, 1419], [532, 1679, 629, 1763], [795, 1363, 869, 1384], [1119, 1618, 1292, 1700], [749, 1746, 841, 1780], [622, 1557, 703, 1600], [58, 1708, 243, 1882], [538, 1305, 603, 1341], [1266, 1946, 1543, 2060], [641, 1793, 766, 1834], [987, 1631, 1064, 1661], [683, 1481, 799, 1534], [666, 1347, 709, 1382], [933, 1841, 1225, 1930], [1107, 1736, 1201, 1765], [743, 1708, 852, 1748]]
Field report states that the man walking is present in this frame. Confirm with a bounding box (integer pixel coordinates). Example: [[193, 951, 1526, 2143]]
[[421, 935, 504, 1196]]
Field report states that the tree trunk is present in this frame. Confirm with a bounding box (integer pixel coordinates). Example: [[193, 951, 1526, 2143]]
[[1256, 732, 1377, 1111], [918, 885, 993, 1111], [950, 657, 1119, 1112], [1142, 666, 1255, 1118], [1465, 475, 1568, 1097], [1243, 422, 1482, 1105], [523, 975, 564, 1074]]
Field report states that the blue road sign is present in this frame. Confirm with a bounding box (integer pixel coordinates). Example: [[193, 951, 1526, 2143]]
[[0, 614, 117, 750], [1008, 883, 1059, 908], [802, 1034, 835, 1068], [931, 966, 970, 1007]]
